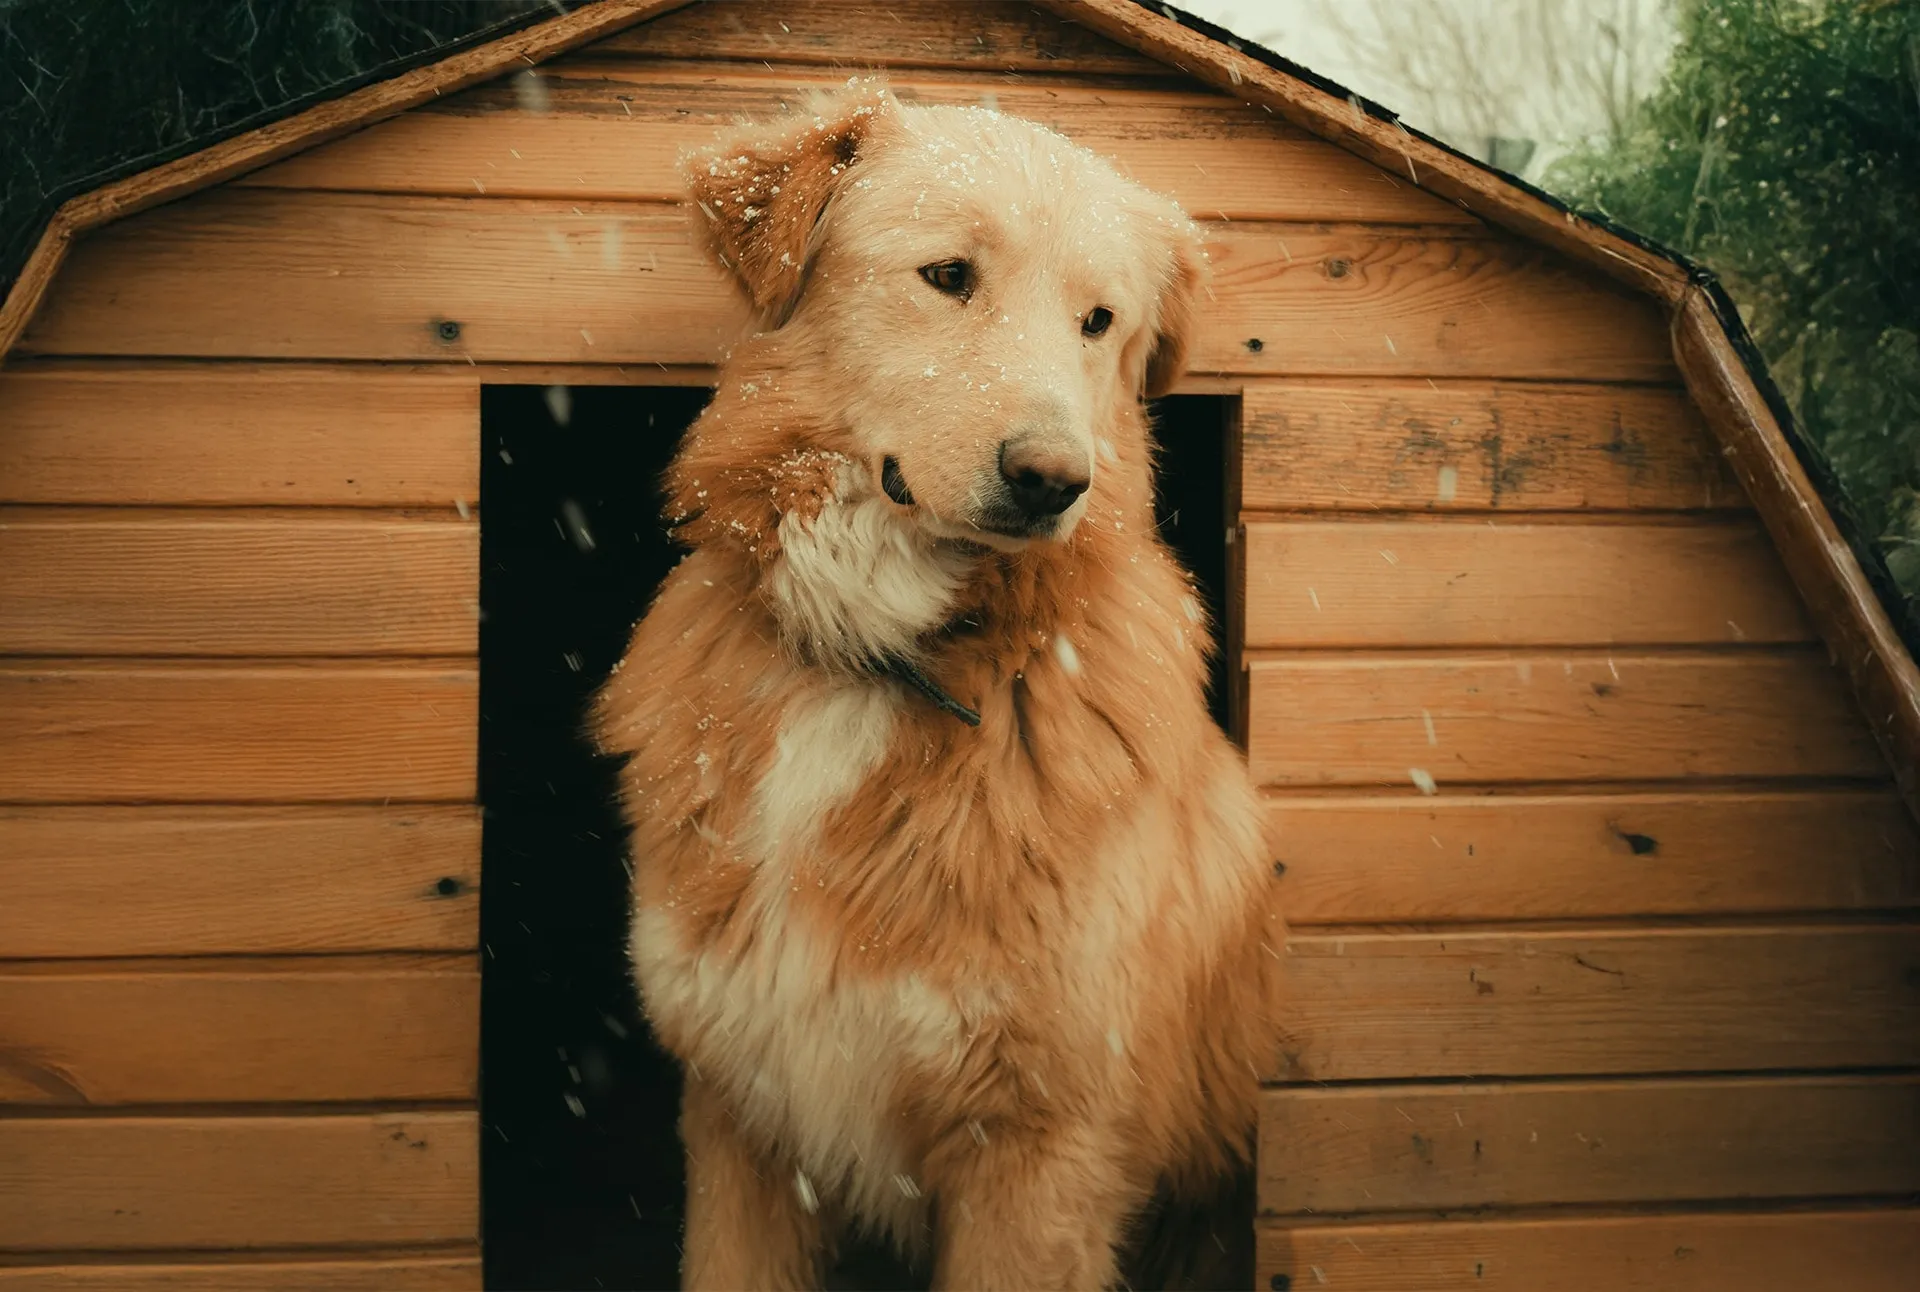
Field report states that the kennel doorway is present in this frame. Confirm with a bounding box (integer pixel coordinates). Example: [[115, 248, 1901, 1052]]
[[478, 385, 1236, 1289]]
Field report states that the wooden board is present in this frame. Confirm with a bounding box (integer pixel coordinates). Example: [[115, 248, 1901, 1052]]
[[1238, 381, 1740, 513], [1271, 923, 1920, 1081], [0, 660, 476, 803], [1242, 519, 1810, 648], [1257, 1208, 1920, 1292], [1246, 650, 1884, 787], [0, 955, 476, 1105], [0, 1113, 477, 1251], [0, 1254, 480, 1291], [592, 0, 1167, 74], [0, 806, 478, 958], [242, 61, 1472, 227], [1259, 1074, 1920, 1214], [0, 367, 477, 507], [1268, 789, 1920, 925], [22, 191, 1675, 381], [0, 511, 476, 656]]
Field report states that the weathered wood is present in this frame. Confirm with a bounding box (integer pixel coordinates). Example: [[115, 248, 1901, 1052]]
[[1238, 381, 1739, 512], [0, 366, 478, 507], [1675, 287, 1920, 828], [1259, 1074, 1920, 1214], [1247, 650, 1884, 787], [0, 1254, 481, 1291], [1256, 1209, 1920, 1292], [0, 0, 694, 361], [1268, 789, 1920, 925], [0, 1113, 477, 1251], [1272, 924, 1920, 1081], [1243, 519, 1809, 648], [0, 806, 479, 958], [0, 661, 476, 803], [1035, 0, 1692, 302], [593, 0, 1164, 74], [21, 191, 1675, 381], [243, 61, 1472, 226], [0, 511, 476, 656]]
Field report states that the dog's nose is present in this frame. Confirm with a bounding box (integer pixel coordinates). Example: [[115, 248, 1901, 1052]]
[[999, 440, 1091, 518]]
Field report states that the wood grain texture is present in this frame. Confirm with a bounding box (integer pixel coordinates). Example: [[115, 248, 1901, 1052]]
[[0, 806, 478, 958], [592, 0, 1165, 73], [1238, 381, 1739, 512], [0, 1254, 480, 1291], [0, 367, 477, 507], [1243, 519, 1809, 648], [1272, 924, 1920, 1081], [1246, 650, 1885, 787], [0, 955, 476, 1105], [0, 511, 476, 656], [0, 1113, 477, 1251], [1675, 287, 1920, 828], [1259, 1074, 1920, 1214], [0, 660, 476, 803], [243, 61, 1471, 226], [20, 191, 1674, 381], [1257, 1209, 1920, 1292], [1269, 789, 1920, 925]]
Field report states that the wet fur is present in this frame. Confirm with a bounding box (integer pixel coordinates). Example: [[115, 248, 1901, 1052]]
[[594, 82, 1282, 1291]]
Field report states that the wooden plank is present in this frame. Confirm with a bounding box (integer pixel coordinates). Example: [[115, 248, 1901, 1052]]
[[0, 661, 476, 803], [0, 1113, 477, 1251], [1238, 381, 1740, 512], [0, 511, 476, 656], [1036, 0, 1691, 303], [20, 191, 1675, 381], [242, 62, 1472, 227], [0, 955, 476, 1105], [1676, 286, 1920, 830], [0, 1254, 480, 1291], [1259, 1074, 1920, 1214], [1257, 1209, 1920, 1292], [592, 0, 1165, 74], [0, 806, 478, 958], [1247, 650, 1884, 787], [1271, 924, 1920, 1081], [0, 0, 694, 360], [1243, 519, 1809, 648], [0, 367, 477, 507], [1270, 790, 1920, 925]]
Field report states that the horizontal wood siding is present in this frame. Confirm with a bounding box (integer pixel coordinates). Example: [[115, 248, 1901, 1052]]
[[0, 1255, 482, 1291]]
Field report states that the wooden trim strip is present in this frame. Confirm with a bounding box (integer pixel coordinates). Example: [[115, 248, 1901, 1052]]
[[0, 0, 695, 363], [0, 1252, 481, 1290], [1673, 286, 1920, 824]]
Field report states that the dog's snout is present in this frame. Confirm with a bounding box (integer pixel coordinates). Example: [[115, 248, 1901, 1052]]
[[999, 439, 1091, 519]]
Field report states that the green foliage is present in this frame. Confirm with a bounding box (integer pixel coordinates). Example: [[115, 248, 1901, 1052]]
[[1551, 0, 1920, 599], [0, 0, 543, 289]]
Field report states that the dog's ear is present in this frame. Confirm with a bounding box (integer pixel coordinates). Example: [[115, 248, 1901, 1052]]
[[686, 81, 894, 323], [1143, 220, 1209, 399]]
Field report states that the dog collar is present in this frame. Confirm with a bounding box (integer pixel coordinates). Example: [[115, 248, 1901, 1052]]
[[869, 654, 982, 727]]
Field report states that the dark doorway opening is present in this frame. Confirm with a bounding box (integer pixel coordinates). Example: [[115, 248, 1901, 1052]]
[[480, 387, 1235, 1290]]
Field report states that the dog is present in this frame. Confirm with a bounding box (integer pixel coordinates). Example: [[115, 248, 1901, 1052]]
[[593, 81, 1283, 1291]]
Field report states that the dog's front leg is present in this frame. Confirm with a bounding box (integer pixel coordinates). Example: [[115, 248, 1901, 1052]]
[[679, 1075, 826, 1291], [931, 1126, 1130, 1292]]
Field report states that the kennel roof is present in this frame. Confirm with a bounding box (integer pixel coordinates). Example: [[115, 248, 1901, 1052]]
[[2, 0, 1916, 812]]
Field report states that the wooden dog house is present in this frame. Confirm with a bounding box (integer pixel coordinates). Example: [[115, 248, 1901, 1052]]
[[2, 1, 1917, 1287]]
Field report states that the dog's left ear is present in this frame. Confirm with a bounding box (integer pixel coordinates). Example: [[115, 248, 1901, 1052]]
[[1143, 220, 1209, 399], [687, 81, 895, 324]]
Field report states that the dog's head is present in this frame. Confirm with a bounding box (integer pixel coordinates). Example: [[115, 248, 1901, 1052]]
[[688, 81, 1206, 549]]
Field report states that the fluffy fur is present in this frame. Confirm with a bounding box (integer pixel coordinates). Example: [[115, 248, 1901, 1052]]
[[594, 81, 1283, 1291]]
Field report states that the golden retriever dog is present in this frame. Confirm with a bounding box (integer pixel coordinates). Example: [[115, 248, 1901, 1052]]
[[593, 80, 1282, 1291]]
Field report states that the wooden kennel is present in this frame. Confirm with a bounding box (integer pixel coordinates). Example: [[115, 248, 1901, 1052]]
[[1, 1, 1917, 1287]]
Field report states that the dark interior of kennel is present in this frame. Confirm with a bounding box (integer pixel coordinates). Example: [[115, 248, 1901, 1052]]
[[480, 387, 1234, 1290]]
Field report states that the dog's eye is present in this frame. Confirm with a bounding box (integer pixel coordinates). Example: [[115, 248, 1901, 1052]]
[[1082, 306, 1114, 338], [919, 260, 973, 299]]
